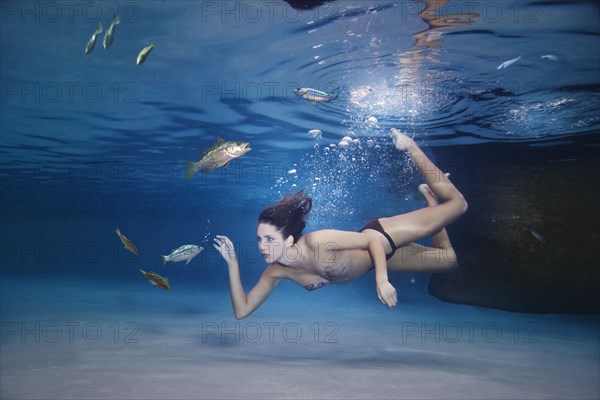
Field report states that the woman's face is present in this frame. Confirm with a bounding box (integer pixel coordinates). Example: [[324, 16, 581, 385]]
[[257, 223, 289, 264]]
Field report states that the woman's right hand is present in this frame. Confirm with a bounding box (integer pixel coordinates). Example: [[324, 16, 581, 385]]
[[213, 235, 238, 265], [376, 280, 398, 309]]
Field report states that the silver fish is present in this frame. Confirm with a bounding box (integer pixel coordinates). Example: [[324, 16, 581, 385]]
[[497, 55, 521, 70], [528, 225, 547, 245], [541, 54, 559, 61], [293, 87, 338, 103], [140, 269, 171, 290], [103, 13, 121, 50], [85, 22, 103, 55], [185, 138, 251, 180], [161, 244, 203, 265], [136, 43, 155, 65]]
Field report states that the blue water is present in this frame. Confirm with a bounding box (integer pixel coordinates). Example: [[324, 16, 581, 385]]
[[1, 1, 599, 399]]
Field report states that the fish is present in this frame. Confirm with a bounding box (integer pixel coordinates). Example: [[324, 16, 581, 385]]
[[136, 43, 155, 65], [84, 22, 103, 55], [140, 269, 171, 290], [293, 87, 338, 103], [528, 225, 548, 245], [115, 228, 139, 255], [541, 54, 559, 61], [161, 244, 203, 265], [185, 138, 251, 180], [103, 13, 121, 49], [497, 55, 521, 70]]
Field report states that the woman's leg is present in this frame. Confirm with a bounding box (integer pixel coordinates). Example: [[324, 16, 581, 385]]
[[386, 183, 458, 273], [419, 181, 455, 251], [379, 129, 468, 246]]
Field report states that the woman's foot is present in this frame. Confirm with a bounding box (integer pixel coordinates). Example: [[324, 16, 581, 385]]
[[391, 128, 416, 151], [418, 183, 438, 207], [418, 173, 450, 207]]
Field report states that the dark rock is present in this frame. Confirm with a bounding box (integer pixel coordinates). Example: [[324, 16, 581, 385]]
[[427, 135, 600, 314], [284, 0, 332, 10]]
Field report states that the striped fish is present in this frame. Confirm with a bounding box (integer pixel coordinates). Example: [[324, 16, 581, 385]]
[[115, 228, 139, 255], [161, 244, 203, 265], [140, 270, 171, 290]]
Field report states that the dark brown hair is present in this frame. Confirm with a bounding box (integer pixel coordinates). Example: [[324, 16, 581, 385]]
[[258, 190, 312, 243]]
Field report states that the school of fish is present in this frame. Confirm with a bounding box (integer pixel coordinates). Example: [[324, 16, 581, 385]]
[[84, 13, 155, 66], [114, 227, 206, 290]]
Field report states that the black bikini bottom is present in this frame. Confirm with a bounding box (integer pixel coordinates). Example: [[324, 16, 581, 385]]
[[360, 219, 398, 260]]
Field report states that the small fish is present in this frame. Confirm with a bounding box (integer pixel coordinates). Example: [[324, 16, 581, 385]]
[[115, 228, 139, 255], [103, 13, 121, 50], [497, 55, 521, 70], [140, 269, 171, 290], [528, 225, 548, 245], [136, 43, 155, 65], [84, 22, 103, 55], [293, 87, 338, 103], [161, 244, 203, 265], [541, 54, 559, 61], [186, 138, 251, 180]]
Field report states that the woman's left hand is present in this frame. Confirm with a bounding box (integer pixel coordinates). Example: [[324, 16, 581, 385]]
[[376, 281, 397, 308]]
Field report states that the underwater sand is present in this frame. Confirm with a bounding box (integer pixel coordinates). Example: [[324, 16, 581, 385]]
[[1, 277, 598, 400]]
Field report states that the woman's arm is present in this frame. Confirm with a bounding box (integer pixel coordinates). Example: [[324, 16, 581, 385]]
[[214, 235, 281, 319], [306, 230, 397, 308]]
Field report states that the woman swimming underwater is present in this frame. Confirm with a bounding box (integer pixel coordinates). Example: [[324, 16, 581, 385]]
[[214, 129, 468, 319]]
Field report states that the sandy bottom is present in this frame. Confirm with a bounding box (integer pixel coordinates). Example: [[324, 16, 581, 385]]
[[1, 277, 599, 400]]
